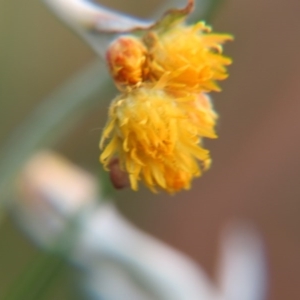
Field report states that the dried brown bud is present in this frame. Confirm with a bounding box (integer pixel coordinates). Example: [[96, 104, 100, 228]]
[[108, 158, 130, 190]]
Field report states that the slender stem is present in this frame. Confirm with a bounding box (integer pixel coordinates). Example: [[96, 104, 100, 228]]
[[3, 253, 65, 300], [0, 60, 115, 206]]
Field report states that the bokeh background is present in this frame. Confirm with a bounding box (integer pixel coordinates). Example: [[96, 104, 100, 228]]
[[1, 0, 300, 299]]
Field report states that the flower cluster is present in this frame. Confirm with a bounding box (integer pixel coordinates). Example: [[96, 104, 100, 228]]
[[100, 13, 232, 193]]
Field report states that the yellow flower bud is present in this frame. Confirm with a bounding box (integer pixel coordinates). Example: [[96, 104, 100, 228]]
[[106, 36, 148, 87]]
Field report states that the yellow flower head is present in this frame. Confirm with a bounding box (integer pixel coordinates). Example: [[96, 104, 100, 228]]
[[99, 1, 232, 193], [100, 86, 214, 193], [146, 22, 233, 93]]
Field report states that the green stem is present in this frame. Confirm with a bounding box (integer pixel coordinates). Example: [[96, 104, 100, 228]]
[[0, 60, 115, 207], [3, 253, 65, 300]]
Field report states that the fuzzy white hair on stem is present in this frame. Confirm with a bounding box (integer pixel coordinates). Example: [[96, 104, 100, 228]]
[[43, 0, 152, 30], [42, 0, 153, 57]]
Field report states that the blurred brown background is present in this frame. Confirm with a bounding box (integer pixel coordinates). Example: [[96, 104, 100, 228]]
[[1, 0, 300, 299]]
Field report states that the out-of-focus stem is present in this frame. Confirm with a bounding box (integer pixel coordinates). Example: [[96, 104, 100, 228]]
[[3, 253, 65, 300], [0, 61, 114, 207], [12, 151, 267, 300], [43, 0, 152, 30], [72, 204, 220, 300], [12, 151, 219, 300]]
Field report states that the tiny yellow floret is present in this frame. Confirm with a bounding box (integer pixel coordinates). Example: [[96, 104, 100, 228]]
[[100, 86, 215, 193], [146, 22, 233, 93]]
